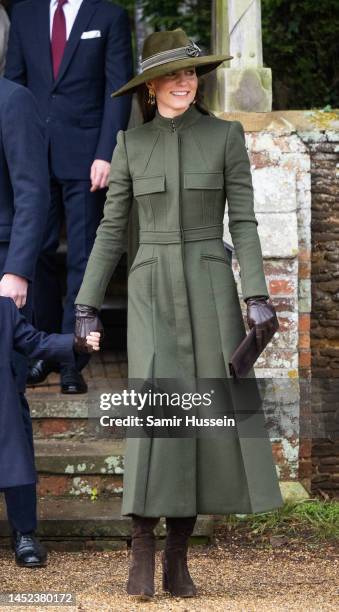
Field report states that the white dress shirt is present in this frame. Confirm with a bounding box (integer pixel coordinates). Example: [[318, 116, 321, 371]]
[[50, 0, 84, 40]]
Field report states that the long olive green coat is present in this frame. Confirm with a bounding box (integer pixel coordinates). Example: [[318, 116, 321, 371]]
[[76, 103, 283, 517]]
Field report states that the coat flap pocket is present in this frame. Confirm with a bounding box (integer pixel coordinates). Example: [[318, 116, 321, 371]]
[[133, 176, 166, 196], [184, 172, 224, 190]]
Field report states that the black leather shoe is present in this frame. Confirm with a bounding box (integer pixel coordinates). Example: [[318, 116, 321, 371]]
[[27, 360, 59, 386], [60, 365, 88, 394], [11, 531, 47, 568]]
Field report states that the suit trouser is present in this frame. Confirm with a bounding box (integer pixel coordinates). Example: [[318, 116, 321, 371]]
[[4, 395, 37, 534], [33, 176, 106, 369]]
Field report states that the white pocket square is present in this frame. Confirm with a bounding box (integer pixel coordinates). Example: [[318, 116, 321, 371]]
[[81, 30, 101, 39]]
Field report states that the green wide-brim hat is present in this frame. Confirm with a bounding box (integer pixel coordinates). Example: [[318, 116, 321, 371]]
[[111, 28, 233, 98]]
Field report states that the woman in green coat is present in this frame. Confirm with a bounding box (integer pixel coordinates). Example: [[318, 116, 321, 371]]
[[74, 29, 283, 601]]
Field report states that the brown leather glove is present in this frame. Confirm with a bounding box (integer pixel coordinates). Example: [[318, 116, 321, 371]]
[[245, 295, 279, 353], [74, 304, 104, 354]]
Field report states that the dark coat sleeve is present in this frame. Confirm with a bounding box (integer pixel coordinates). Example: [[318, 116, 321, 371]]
[[10, 299, 75, 364], [94, 7, 133, 162], [3, 5, 27, 84], [1, 85, 50, 281]]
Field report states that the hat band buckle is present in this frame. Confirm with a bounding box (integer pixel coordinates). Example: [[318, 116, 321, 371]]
[[140, 41, 202, 72]]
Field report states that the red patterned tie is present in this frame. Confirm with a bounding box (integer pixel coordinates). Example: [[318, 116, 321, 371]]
[[51, 0, 68, 79]]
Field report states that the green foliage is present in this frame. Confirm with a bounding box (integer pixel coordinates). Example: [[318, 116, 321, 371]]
[[90, 487, 98, 502], [114, 0, 135, 16], [262, 0, 339, 109], [115, 0, 212, 50], [224, 500, 339, 542], [139, 0, 211, 50]]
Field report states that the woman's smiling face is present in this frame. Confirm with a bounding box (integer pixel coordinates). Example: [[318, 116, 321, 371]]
[[146, 67, 198, 116]]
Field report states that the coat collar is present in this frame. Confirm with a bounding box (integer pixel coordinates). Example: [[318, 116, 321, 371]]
[[151, 103, 203, 131]]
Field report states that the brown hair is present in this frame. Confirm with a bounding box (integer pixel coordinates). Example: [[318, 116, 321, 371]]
[[136, 74, 211, 123]]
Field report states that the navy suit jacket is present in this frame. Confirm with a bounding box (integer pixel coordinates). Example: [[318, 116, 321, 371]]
[[0, 297, 75, 488], [6, 0, 26, 16], [0, 77, 50, 282], [5, 0, 133, 180]]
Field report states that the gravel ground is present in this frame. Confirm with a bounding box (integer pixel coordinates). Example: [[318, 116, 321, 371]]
[[0, 541, 337, 612]]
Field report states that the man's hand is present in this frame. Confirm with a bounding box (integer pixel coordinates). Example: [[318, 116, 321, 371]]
[[90, 159, 111, 192], [0, 274, 28, 308]]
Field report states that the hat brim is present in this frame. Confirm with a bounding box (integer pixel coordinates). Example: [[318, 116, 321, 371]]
[[111, 54, 233, 98]]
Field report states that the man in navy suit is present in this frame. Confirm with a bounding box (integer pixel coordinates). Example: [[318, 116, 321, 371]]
[[5, 0, 133, 393], [0, 76, 50, 566]]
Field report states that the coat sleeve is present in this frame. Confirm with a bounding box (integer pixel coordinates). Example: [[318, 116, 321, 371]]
[[1, 86, 50, 281], [94, 7, 133, 162], [224, 120, 269, 301], [10, 300, 75, 364], [75, 129, 133, 309]]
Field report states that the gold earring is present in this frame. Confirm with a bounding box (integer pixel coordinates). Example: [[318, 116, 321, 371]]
[[148, 87, 156, 105]]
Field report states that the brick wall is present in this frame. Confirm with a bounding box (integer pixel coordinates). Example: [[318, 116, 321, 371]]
[[306, 130, 339, 498]]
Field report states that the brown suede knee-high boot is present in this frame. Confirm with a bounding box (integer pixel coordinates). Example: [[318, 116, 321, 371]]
[[126, 515, 160, 600], [162, 516, 197, 597]]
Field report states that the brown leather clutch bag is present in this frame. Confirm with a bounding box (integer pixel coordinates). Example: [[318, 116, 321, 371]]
[[229, 318, 278, 379]]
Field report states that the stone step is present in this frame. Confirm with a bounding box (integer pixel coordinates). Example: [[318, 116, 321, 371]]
[[35, 440, 125, 497], [28, 376, 128, 440], [35, 440, 125, 474], [38, 473, 123, 498], [0, 497, 214, 551], [28, 377, 127, 417], [30, 396, 91, 419], [26, 380, 127, 440], [33, 417, 91, 440]]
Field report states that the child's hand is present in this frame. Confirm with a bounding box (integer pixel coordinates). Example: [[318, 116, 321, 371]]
[[86, 331, 101, 351]]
